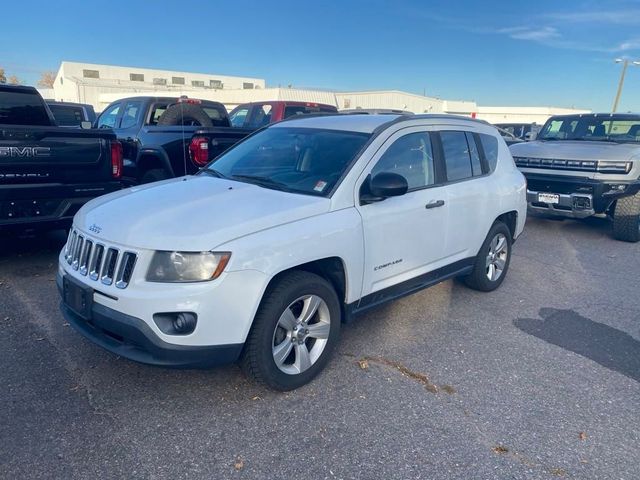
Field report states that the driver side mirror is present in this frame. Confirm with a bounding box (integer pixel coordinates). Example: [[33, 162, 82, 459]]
[[80, 121, 92, 130], [360, 172, 408, 204]]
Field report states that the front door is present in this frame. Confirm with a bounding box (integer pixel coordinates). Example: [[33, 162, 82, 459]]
[[356, 128, 449, 298]]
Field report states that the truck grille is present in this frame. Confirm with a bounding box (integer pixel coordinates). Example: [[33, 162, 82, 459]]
[[64, 228, 137, 289]]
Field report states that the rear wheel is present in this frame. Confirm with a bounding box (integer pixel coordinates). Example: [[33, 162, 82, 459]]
[[465, 222, 512, 292], [241, 271, 341, 390], [612, 192, 640, 242]]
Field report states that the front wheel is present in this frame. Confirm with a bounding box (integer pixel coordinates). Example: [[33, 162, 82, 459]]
[[240, 271, 341, 390], [612, 192, 640, 242], [465, 222, 512, 292]]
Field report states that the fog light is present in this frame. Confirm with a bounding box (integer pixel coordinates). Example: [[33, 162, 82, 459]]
[[173, 313, 197, 334], [153, 312, 198, 335]]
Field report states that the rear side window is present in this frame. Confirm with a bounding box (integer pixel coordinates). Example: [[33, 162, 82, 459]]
[[202, 106, 229, 127], [247, 104, 273, 128], [48, 104, 84, 126], [373, 132, 435, 189], [120, 101, 142, 129], [466, 132, 483, 176], [479, 134, 499, 172], [440, 131, 473, 181], [148, 104, 168, 125], [0, 89, 51, 126]]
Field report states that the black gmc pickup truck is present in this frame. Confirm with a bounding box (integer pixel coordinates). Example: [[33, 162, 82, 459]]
[[96, 96, 253, 184], [0, 85, 122, 232]]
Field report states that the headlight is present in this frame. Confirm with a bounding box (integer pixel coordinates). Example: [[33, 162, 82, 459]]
[[146, 251, 231, 283], [597, 161, 632, 174]]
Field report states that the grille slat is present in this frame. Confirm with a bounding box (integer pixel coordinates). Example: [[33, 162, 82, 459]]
[[65, 228, 137, 289], [89, 244, 105, 281], [72, 235, 84, 270], [115, 252, 137, 289], [101, 248, 119, 286], [79, 240, 93, 276]]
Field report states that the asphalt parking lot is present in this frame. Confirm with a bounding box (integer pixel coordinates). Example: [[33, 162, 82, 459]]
[[1, 215, 639, 480]]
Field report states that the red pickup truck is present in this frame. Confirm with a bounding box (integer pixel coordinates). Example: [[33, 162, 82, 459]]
[[229, 101, 337, 129]]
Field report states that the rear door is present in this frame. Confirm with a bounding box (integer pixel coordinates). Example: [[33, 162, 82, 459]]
[[436, 130, 492, 262], [114, 100, 144, 168]]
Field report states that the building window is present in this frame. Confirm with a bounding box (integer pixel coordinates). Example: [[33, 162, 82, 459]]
[[192, 80, 205, 87], [172, 76, 185, 85], [343, 98, 351, 108], [243, 82, 254, 89], [210, 79, 223, 89], [60, 77, 63, 85], [130, 73, 144, 82], [82, 69, 99, 79], [153, 78, 167, 86]]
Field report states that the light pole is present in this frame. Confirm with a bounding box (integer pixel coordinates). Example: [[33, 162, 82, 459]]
[[612, 58, 640, 113]]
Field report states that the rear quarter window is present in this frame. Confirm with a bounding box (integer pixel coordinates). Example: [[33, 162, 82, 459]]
[[479, 134, 499, 172]]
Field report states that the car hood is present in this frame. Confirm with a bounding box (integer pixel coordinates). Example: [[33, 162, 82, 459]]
[[75, 176, 331, 251], [510, 140, 640, 161]]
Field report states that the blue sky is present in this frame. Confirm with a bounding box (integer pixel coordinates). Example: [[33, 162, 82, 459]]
[[2, 0, 640, 111]]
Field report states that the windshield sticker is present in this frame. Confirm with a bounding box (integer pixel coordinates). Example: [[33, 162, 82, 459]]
[[314, 180, 328, 192]]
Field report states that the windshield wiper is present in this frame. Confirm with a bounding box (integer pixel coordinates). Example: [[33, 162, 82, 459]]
[[199, 168, 227, 178], [230, 174, 290, 190]]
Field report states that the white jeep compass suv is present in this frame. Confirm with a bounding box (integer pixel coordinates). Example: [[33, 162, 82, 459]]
[[58, 114, 526, 390]]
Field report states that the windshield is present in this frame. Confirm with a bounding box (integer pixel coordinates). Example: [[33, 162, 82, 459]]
[[538, 115, 640, 143], [202, 127, 370, 196]]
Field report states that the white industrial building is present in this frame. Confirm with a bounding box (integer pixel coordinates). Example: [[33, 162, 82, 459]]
[[50, 61, 265, 109], [41, 61, 590, 124]]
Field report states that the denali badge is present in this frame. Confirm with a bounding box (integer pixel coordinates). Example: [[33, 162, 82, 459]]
[[0, 146, 51, 158], [89, 224, 102, 234]]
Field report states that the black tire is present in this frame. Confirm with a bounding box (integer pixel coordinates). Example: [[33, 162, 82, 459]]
[[240, 271, 341, 391], [612, 192, 640, 242], [140, 168, 170, 184], [156, 103, 214, 127], [465, 222, 512, 292]]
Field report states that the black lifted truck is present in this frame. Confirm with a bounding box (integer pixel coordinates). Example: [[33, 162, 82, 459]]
[[510, 113, 640, 242], [0, 84, 122, 232], [96, 96, 252, 184]]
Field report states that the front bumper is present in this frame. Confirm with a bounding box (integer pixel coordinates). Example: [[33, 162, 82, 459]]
[[57, 273, 243, 368], [524, 173, 640, 218]]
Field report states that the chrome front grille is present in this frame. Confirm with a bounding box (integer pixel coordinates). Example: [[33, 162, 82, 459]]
[[64, 228, 137, 289]]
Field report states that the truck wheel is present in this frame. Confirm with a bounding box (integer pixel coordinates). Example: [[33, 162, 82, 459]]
[[241, 271, 341, 391], [156, 104, 214, 127], [612, 192, 640, 242], [140, 169, 169, 184], [465, 222, 512, 292]]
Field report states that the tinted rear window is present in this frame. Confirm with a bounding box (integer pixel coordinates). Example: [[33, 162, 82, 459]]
[[0, 90, 51, 126], [48, 104, 84, 126], [284, 105, 337, 118]]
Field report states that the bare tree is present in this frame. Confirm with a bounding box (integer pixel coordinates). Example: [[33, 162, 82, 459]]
[[7, 75, 22, 85], [38, 71, 56, 88], [0, 68, 6, 84]]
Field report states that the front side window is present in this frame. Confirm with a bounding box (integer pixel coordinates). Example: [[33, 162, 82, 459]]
[[372, 132, 434, 189], [441, 131, 473, 181], [97, 103, 120, 129], [120, 101, 142, 129], [204, 127, 370, 197], [230, 107, 249, 127]]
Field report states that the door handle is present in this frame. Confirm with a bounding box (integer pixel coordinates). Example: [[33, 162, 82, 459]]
[[425, 200, 445, 209]]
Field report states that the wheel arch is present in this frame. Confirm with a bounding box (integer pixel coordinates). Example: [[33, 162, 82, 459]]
[[495, 210, 518, 240], [136, 147, 174, 180]]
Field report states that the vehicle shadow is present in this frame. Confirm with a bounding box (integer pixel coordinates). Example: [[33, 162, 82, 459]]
[[0, 228, 67, 259], [514, 307, 640, 383]]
